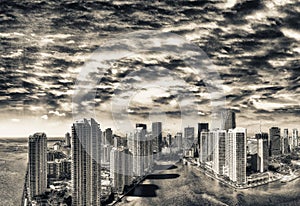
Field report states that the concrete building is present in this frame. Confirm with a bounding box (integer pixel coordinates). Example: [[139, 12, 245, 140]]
[[184, 126, 194, 149], [28, 132, 47, 200], [132, 126, 153, 177], [152, 122, 162, 153], [212, 130, 226, 175], [197, 123, 209, 145], [110, 147, 133, 194], [175, 132, 183, 150], [292, 128, 298, 149], [65, 132, 71, 147], [221, 110, 236, 131], [256, 133, 269, 173], [269, 127, 281, 156], [71, 118, 102, 206], [227, 128, 247, 184]]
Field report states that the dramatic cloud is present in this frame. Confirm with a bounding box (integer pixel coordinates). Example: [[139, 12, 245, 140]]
[[0, 0, 299, 136]]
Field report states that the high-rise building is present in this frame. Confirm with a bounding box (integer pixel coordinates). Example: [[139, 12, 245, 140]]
[[104, 128, 113, 145], [184, 126, 194, 149], [65, 132, 71, 147], [212, 130, 226, 175], [71, 118, 102, 206], [221, 110, 236, 131], [152, 122, 162, 153], [197, 123, 209, 145], [269, 127, 281, 156], [110, 147, 133, 194], [28, 132, 47, 200], [200, 131, 209, 163], [256, 133, 269, 173], [175, 132, 183, 149], [133, 126, 152, 176], [282, 128, 289, 154], [293, 129, 299, 148], [227, 128, 247, 184]]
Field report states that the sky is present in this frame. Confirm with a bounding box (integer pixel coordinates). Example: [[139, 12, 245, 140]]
[[0, 0, 299, 137]]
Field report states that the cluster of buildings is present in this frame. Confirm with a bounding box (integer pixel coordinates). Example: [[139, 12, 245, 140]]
[[23, 110, 300, 205]]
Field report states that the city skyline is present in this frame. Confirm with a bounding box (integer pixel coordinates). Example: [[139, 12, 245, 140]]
[[1, 0, 300, 137]]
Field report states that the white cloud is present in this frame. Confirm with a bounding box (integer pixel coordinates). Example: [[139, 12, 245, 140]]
[[41, 115, 48, 120], [49, 110, 66, 117]]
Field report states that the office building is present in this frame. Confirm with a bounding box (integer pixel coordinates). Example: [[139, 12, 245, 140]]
[[175, 132, 183, 149], [256, 133, 269, 173], [132, 126, 153, 176], [110, 147, 133, 194], [28, 132, 47, 200], [65, 132, 71, 147], [227, 128, 247, 184], [71, 118, 102, 206], [104, 128, 113, 145], [200, 131, 209, 163], [292, 128, 298, 148], [212, 130, 226, 175], [184, 126, 194, 149], [197, 123, 209, 145], [269, 127, 281, 156], [221, 110, 236, 131], [152, 122, 162, 153]]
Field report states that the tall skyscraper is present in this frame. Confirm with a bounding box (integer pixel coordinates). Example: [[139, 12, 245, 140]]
[[65, 132, 71, 147], [269, 127, 281, 156], [133, 126, 151, 177], [212, 130, 226, 175], [152, 122, 162, 153], [256, 133, 269, 173], [292, 129, 299, 148], [104, 128, 113, 145], [200, 131, 209, 163], [71, 118, 102, 206], [28, 132, 47, 200], [197, 123, 209, 145], [227, 128, 247, 184], [221, 110, 236, 131], [282, 128, 289, 154], [184, 126, 194, 149], [175, 132, 183, 149], [110, 147, 133, 194]]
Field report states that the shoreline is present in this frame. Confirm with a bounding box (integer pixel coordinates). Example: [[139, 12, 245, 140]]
[[182, 158, 300, 190]]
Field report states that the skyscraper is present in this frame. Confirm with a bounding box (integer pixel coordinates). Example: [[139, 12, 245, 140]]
[[152, 122, 162, 153], [200, 131, 208, 163], [110, 147, 133, 194], [65, 132, 71, 147], [221, 110, 236, 131], [175, 132, 183, 149], [104, 128, 113, 145], [282, 128, 289, 154], [133, 126, 148, 177], [227, 128, 247, 184], [71, 118, 102, 206], [269, 127, 281, 156], [184, 126, 194, 149], [197, 123, 209, 145], [212, 130, 226, 175], [292, 129, 299, 148], [256, 133, 269, 173], [28, 132, 47, 200]]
